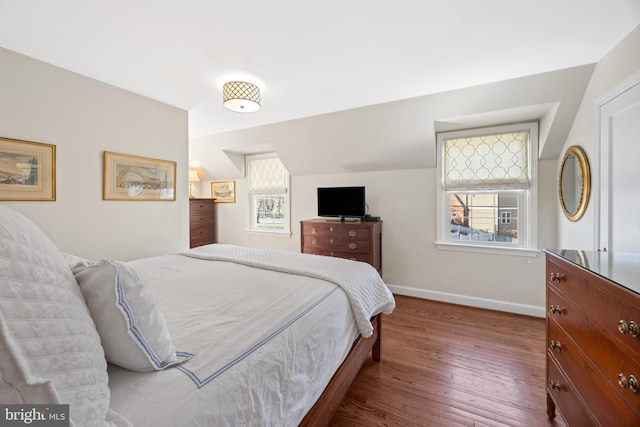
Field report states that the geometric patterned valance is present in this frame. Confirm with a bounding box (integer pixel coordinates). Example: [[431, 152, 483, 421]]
[[247, 155, 288, 195], [444, 131, 529, 191]]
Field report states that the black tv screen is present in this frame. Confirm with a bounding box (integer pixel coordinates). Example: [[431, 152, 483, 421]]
[[317, 186, 366, 219]]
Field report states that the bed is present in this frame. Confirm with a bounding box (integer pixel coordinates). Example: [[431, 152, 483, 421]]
[[0, 204, 395, 426]]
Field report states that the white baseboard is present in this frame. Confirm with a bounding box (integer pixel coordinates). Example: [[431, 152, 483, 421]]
[[386, 284, 545, 318]]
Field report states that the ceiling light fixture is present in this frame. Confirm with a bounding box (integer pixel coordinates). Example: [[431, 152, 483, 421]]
[[223, 81, 261, 113]]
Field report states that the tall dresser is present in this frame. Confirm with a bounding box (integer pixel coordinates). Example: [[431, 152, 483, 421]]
[[189, 198, 216, 248], [300, 218, 382, 273], [545, 249, 640, 426]]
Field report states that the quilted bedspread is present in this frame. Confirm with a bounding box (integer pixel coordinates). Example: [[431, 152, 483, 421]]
[[181, 244, 395, 337]]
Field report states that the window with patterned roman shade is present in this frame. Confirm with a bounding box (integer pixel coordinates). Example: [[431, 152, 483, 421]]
[[443, 131, 530, 191], [247, 156, 288, 195], [246, 153, 290, 233], [436, 122, 538, 254]]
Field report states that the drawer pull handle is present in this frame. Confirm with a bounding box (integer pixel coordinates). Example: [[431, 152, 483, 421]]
[[631, 321, 639, 337], [311, 228, 317, 235], [550, 340, 562, 351], [549, 305, 563, 315], [348, 243, 357, 250], [619, 320, 640, 338], [618, 374, 639, 393], [549, 272, 562, 283], [348, 230, 357, 237], [350, 257, 358, 261], [549, 380, 562, 391], [312, 239, 317, 245]]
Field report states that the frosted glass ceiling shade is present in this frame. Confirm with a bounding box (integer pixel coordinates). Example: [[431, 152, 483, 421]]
[[223, 81, 261, 112]]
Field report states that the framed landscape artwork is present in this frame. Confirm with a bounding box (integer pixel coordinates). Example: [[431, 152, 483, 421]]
[[0, 137, 56, 201], [211, 180, 235, 203], [103, 151, 176, 201]]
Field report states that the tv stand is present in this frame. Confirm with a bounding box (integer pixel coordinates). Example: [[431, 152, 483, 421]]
[[300, 218, 382, 274]]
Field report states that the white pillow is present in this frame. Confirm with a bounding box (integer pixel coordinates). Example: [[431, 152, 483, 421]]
[[61, 251, 98, 271], [74, 259, 187, 372], [0, 204, 127, 426]]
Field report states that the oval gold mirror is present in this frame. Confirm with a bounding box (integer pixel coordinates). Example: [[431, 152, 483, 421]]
[[559, 145, 591, 222]]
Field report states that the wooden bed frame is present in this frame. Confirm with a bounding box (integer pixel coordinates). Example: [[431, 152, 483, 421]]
[[299, 314, 382, 426]]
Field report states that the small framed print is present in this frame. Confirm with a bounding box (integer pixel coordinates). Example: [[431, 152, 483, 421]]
[[103, 151, 176, 201], [211, 180, 235, 203], [0, 137, 56, 201]]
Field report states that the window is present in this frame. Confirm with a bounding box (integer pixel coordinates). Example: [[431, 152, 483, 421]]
[[500, 211, 512, 225], [436, 122, 538, 254], [246, 153, 290, 233]]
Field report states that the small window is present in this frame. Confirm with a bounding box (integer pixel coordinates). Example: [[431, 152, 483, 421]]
[[437, 122, 538, 254], [246, 153, 290, 233], [500, 211, 512, 225]]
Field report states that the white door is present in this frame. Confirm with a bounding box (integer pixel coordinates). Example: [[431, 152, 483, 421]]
[[596, 71, 640, 253]]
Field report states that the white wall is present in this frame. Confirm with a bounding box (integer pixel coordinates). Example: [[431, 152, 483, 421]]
[[558, 25, 640, 249], [0, 48, 189, 260]]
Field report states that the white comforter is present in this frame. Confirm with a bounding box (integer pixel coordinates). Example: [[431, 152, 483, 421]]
[[108, 247, 394, 426], [182, 244, 395, 337]]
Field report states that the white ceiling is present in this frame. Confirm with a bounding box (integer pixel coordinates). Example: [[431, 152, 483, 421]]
[[1, 0, 639, 140]]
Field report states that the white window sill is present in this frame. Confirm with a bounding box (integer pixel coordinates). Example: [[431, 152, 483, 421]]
[[435, 241, 540, 257], [246, 229, 292, 238]]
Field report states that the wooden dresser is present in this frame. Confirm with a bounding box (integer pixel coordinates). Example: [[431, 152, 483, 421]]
[[189, 198, 216, 248], [545, 250, 640, 426], [300, 218, 382, 273]]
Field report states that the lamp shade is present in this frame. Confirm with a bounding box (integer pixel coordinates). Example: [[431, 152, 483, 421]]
[[223, 81, 261, 112], [189, 168, 200, 182]]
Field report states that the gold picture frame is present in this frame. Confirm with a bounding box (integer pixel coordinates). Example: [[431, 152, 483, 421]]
[[103, 151, 176, 201], [0, 137, 56, 201], [211, 180, 235, 203]]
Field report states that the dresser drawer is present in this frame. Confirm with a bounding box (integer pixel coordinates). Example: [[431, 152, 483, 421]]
[[191, 226, 213, 239], [190, 200, 214, 214], [302, 247, 371, 263], [548, 258, 640, 356], [302, 222, 370, 240], [303, 235, 371, 253], [191, 213, 213, 226], [190, 237, 212, 248], [547, 356, 597, 427]]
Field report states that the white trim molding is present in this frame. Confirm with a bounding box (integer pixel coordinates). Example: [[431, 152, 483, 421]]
[[386, 283, 545, 318]]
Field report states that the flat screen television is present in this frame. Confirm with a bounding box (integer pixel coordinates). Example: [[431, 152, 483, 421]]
[[317, 186, 366, 221]]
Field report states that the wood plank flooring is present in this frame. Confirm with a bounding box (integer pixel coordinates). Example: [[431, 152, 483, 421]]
[[330, 295, 568, 427]]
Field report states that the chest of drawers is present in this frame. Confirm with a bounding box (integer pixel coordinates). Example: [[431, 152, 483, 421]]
[[545, 250, 640, 426], [300, 219, 382, 273], [189, 198, 216, 248]]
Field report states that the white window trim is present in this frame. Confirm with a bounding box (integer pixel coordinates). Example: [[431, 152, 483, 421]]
[[245, 152, 291, 235], [435, 122, 539, 256]]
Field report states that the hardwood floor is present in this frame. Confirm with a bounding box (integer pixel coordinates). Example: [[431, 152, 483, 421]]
[[330, 295, 568, 427]]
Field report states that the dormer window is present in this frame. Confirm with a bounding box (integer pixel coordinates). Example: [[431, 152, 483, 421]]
[[436, 122, 538, 256]]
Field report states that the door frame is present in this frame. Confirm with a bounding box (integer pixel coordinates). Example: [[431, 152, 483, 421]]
[[593, 69, 640, 253]]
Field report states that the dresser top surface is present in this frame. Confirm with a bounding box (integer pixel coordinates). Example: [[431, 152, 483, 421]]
[[545, 249, 640, 295], [301, 218, 382, 225]]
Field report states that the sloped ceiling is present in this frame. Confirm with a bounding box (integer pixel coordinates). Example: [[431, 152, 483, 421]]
[[191, 64, 595, 177], [0, 1, 638, 143], [1, 2, 637, 178]]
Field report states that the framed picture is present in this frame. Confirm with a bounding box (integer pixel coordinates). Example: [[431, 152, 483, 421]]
[[103, 151, 176, 201], [211, 180, 235, 203], [0, 137, 56, 201]]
